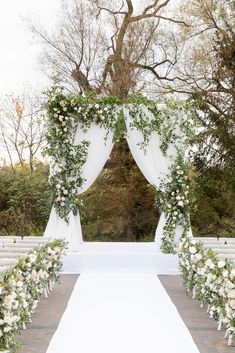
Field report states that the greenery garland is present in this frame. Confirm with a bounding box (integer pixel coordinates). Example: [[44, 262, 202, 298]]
[[155, 154, 193, 253], [45, 87, 197, 252]]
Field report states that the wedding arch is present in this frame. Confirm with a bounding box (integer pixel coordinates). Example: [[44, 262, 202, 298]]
[[43, 87, 196, 254]]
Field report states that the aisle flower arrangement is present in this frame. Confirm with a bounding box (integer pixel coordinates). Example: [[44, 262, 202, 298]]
[[178, 236, 235, 345], [0, 239, 67, 352]]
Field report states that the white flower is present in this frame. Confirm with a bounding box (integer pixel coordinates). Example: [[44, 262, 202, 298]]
[[178, 201, 184, 207], [205, 259, 215, 269], [218, 260, 226, 269], [56, 184, 61, 189], [4, 294, 15, 309], [16, 280, 23, 287], [189, 246, 197, 254], [64, 128, 68, 132], [195, 253, 202, 261], [229, 299, 235, 310], [176, 196, 181, 201], [63, 189, 68, 195], [29, 253, 37, 263], [95, 104, 99, 109], [167, 204, 172, 209], [3, 326, 12, 333], [228, 289, 235, 298], [226, 280, 235, 290], [223, 270, 228, 277], [63, 107, 67, 112], [231, 269, 235, 277]]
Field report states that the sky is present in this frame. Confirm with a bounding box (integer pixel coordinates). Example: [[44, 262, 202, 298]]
[[0, 0, 61, 94]]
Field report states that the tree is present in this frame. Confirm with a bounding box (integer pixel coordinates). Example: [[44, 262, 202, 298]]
[[32, 0, 188, 96], [81, 143, 159, 242], [31, 0, 189, 240], [0, 89, 46, 172], [167, 0, 235, 166], [0, 162, 51, 236]]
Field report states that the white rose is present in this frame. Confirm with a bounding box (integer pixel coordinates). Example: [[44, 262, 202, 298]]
[[229, 300, 235, 310], [29, 254, 37, 263], [63, 190, 68, 195], [16, 280, 23, 287], [218, 260, 226, 269], [189, 246, 197, 254], [228, 289, 235, 298], [226, 280, 235, 290], [178, 201, 184, 207], [3, 326, 11, 333], [195, 253, 202, 261]]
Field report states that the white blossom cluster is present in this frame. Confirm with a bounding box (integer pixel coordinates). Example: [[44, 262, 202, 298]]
[[0, 240, 66, 352], [178, 236, 235, 343], [156, 157, 191, 254]]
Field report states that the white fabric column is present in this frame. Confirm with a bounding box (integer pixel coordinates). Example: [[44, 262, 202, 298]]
[[124, 106, 178, 245], [44, 124, 114, 251]]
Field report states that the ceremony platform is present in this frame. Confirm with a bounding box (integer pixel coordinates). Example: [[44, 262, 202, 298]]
[[62, 241, 179, 275]]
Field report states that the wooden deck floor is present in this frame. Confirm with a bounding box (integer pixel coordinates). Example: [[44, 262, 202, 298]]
[[18, 275, 234, 353]]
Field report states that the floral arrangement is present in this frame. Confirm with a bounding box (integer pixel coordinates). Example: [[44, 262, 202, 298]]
[[178, 235, 235, 345], [45, 87, 121, 222], [45, 87, 197, 251], [0, 239, 67, 352], [155, 154, 193, 253]]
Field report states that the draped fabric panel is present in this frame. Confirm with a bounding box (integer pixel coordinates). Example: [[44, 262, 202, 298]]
[[44, 124, 114, 251], [44, 106, 192, 251], [124, 106, 188, 245]]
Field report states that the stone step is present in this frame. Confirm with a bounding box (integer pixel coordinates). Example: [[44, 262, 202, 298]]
[[63, 242, 179, 275]]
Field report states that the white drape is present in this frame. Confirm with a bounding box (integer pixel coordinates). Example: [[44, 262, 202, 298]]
[[124, 106, 185, 246], [44, 105, 191, 251], [44, 124, 114, 251]]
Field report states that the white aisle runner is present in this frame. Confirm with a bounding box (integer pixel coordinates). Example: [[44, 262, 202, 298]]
[[46, 274, 199, 353]]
